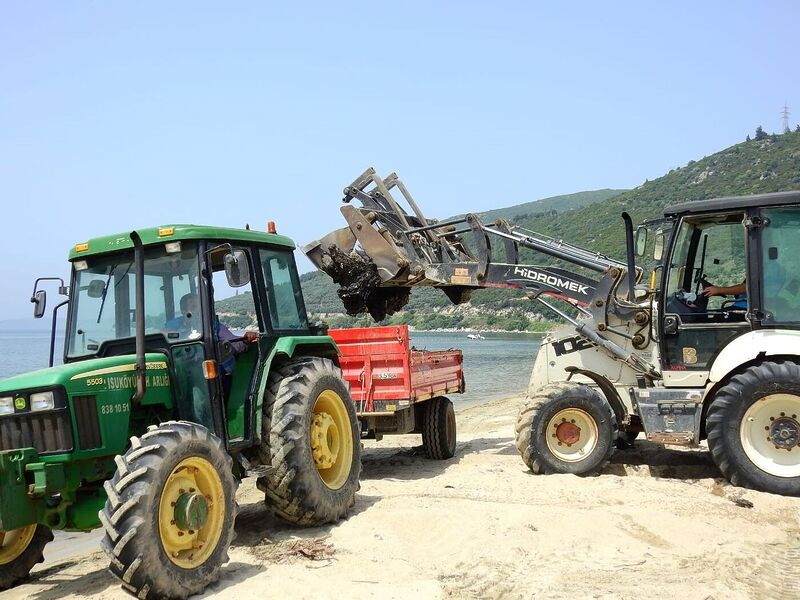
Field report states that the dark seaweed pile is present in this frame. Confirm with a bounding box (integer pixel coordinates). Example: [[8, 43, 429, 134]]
[[321, 246, 410, 321]]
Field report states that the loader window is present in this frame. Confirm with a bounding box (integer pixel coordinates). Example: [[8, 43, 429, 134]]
[[761, 207, 800, 323], [259, 249, 308, 330]]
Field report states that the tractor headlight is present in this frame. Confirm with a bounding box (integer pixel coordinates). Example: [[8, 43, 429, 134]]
[[0, 396, 13, 416], [30, 391, 55, 412]]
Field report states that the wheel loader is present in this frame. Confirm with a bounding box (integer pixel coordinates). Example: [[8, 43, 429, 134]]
[[0, 224, 361, 597], [305, 167, 800, 497]]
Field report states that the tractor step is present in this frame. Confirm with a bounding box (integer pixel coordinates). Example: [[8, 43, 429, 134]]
[[629, 388, 703, 446]]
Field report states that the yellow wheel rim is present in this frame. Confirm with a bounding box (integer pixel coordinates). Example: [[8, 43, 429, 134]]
[[311, 389, 354, 490], [158, 456, 225, 569], [0, 525, 37, 565]]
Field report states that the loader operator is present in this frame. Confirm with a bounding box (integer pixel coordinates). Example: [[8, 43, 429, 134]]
[[702, 280, 747, 309], [165, 293, 257, 392]]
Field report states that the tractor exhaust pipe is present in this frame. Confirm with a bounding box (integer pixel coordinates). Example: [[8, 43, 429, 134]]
[[621, 212, 637, 301], [130, 231, 146, 403]]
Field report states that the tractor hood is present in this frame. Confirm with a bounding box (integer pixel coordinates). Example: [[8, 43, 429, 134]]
[[0, 353, 169, 395]]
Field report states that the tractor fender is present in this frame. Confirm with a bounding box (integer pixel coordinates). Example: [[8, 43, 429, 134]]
[[271, 335, 340, 362], [708, 329, 800, 384], [253, 336, 341, 443]]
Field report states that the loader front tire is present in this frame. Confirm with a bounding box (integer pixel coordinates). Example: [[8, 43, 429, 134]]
[[422, 396, 457, 459], [707, 359, 800, 496], [100, 421, 238, 599], [0, 524, 53, 590], [515, 383, 617, 475], [258, 357, 361, 526]]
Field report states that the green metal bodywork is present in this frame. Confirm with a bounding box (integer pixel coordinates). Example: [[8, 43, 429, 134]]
[[1, 226, 340, 534], [68, 224, 295, 260]]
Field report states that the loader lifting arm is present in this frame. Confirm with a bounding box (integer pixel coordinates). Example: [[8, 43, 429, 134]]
[[303, 168, 659, 379]]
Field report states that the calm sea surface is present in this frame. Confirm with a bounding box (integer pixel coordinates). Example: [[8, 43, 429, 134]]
[[0, 329, 542, 406]]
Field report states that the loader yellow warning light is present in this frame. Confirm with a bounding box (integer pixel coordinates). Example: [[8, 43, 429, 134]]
[[158, 227, 175, 237], [267, 221, 277, 234], [75, 243, 89, 253]]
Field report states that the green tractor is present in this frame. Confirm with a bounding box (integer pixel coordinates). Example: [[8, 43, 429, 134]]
[[0, 225, 362, 598]]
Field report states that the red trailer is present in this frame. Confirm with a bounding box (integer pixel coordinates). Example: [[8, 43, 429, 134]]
[[329, 325, 464, 459]]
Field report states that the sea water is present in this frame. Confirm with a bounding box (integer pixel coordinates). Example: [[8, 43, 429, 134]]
[[0, 329, 542, 405]]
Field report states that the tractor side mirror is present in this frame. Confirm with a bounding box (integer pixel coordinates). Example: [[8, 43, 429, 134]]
[[634, 227, 647, 257], [31, 290, 46, 319], [87, 279, 106, 298], [224, 249, 251, 288], [653, 233, 665, 261]]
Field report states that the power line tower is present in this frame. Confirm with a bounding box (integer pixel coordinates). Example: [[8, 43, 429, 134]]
[[782, 103, 791, 134]]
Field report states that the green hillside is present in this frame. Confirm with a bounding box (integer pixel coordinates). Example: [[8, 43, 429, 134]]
[[512, 131, 800, 265], [225, 130, 800, 331], [478, 188, 626, 222]]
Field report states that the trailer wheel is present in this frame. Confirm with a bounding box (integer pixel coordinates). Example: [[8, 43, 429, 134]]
[[707, 359, 800, 496], [422, 396, 457, 459], [515, 383, 617, 475], [0, 524, 53, 590], [100, 421, 238, 599], [258, 357, 361, 526]]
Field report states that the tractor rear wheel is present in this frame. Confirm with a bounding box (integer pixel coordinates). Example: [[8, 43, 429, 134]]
[[422, 396, 457, 459], [515, 383, 617, 475], [0, 524, 53, 590], [258, 357, 361, 526], [707, 359, 800, 496], [99, 421, 238, 599]]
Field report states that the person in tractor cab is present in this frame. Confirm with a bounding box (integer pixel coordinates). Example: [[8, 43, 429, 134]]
[[166, 293, 258, 393], [702, 280, 747, 309]]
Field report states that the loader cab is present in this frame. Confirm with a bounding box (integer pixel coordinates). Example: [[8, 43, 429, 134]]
[[657, 192, 800, 381], [65, 226, 312, 448]]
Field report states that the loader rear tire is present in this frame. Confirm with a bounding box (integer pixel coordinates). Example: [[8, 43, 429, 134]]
[[515, 383, 617, 475], [707, 359, 800, 496], [0, 524, 53, 590], [257, 357, 361, 526], [100, 421, 238, 599], [422, 397, 457, 460]]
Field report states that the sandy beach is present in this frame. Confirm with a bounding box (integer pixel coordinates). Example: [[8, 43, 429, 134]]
[[4, 395, 800, 600]]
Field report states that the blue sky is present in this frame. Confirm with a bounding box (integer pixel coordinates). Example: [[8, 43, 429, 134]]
[[1, 1, 799, 319]]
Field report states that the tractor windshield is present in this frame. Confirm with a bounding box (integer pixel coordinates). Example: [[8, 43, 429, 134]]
[[67, 243, 201, 358]]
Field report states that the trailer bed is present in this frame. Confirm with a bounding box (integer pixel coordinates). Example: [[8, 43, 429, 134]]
[[329, 325, 464, 415]]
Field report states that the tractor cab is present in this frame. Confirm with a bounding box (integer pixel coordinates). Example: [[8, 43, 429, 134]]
[[56, 226, 314, 446], [655, 192, 800, 378]]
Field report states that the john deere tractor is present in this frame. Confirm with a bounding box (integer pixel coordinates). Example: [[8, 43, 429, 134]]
[[0, 225, 361, 597]]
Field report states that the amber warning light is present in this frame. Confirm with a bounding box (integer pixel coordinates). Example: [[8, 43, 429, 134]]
[[267, 221, 277, 234]]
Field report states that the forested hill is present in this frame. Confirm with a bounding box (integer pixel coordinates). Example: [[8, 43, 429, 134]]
[[229, 130, 800, 331]]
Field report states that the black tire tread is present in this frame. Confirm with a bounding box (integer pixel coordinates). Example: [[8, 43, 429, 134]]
[[99, 421, 238, 599], [0, 525, 53, 591], [706, 359, 800, 496], [515, 382, 618, 476], [257, 357, 361, 526], [422, 396, 457, 460]]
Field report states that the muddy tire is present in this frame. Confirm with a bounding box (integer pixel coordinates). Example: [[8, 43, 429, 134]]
[[257, 357, 361, 526], [422, 396, 457, 459], [0, 525, 53, 590], [99, 421, 238, 599], [707, 359, 800, 496], [515, 383, 617, 475]]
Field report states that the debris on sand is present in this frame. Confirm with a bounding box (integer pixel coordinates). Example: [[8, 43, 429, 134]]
[[249, 537, 336, 564]]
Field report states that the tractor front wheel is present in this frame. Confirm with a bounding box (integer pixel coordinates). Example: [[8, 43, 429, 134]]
[[0, 524, 53, 590], [258, 357, 361, 526], [99, 421, 238, 599], [515, 383, 617, 475], [707, 359, 800, 496]]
